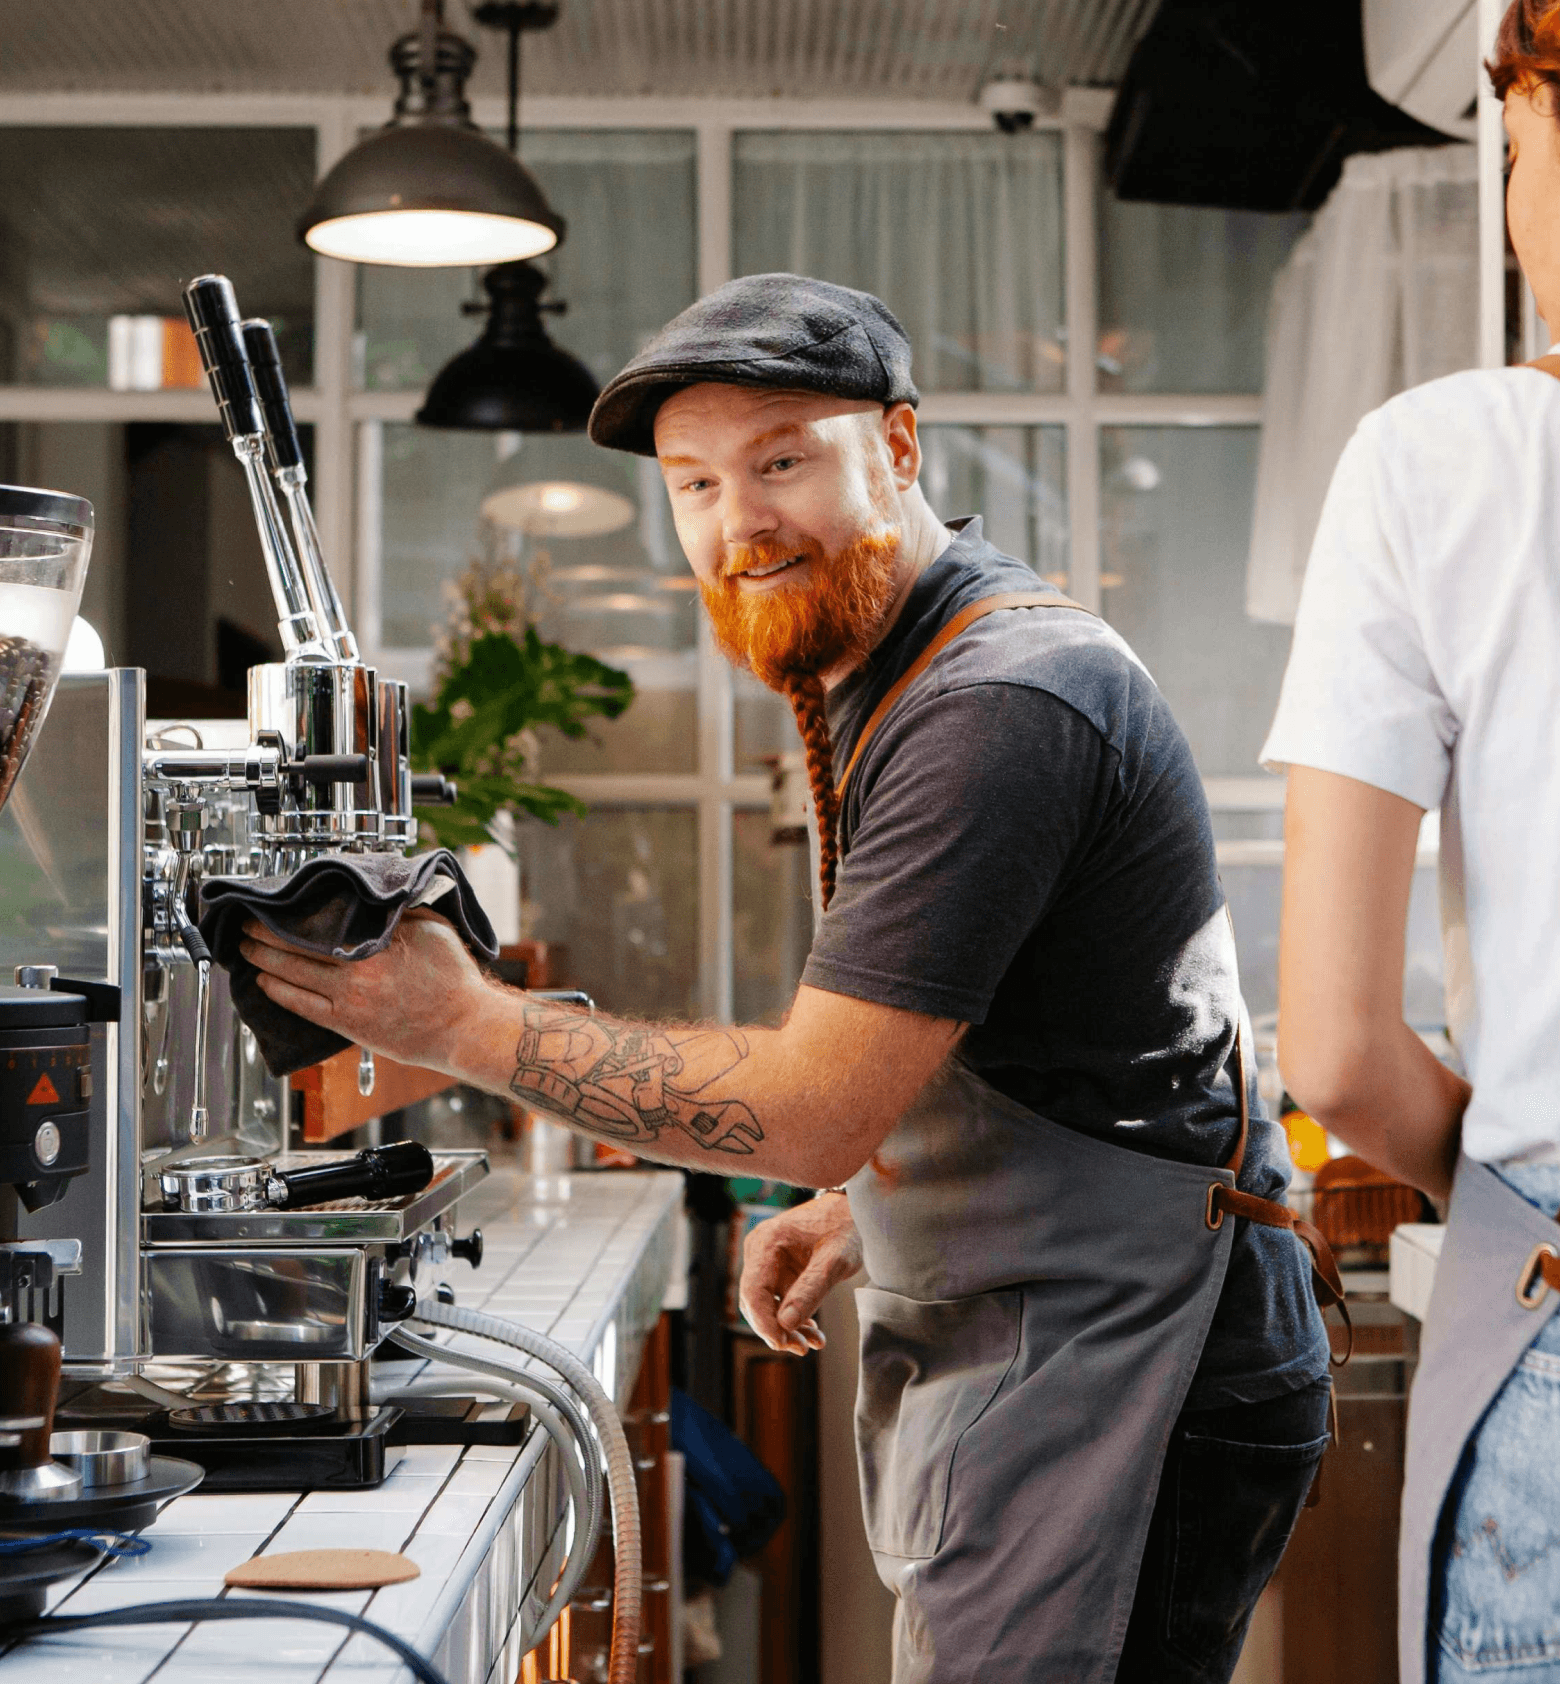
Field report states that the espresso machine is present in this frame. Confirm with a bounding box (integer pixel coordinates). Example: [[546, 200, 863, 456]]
[[0, 277, 495, 1493]]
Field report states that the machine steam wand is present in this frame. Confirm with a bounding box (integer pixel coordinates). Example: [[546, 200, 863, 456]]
[[241, 318, 360, 665], [182, 276, 330, 663]]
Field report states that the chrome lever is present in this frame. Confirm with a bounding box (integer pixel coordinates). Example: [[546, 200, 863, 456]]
[[167, 799, 212, 1144]]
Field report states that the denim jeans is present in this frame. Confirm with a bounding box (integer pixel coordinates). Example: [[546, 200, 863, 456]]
[[1430, 1163, 1560, 1681], [1115, 1375, 1333, 1683]]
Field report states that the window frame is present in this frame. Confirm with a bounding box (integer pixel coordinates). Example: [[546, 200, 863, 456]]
[[0, 88, 1280, 1023]]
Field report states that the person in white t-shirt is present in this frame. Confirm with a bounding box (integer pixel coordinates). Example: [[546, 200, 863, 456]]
[[1262, 5, 1560, 1678]]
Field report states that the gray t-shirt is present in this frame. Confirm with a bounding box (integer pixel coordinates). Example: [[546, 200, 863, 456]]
[[803, 520, 1329, 1409]]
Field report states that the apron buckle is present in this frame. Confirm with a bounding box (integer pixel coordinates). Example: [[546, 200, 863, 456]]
[[1516, 1242, 1560, 1309], [1205, 1183, 1225, 1232]]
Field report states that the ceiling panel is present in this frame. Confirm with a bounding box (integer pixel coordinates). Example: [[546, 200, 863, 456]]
[[0, 0, 1156, 100]]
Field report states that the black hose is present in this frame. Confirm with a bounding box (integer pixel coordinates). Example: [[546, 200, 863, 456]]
[[3, 1597, 449, 1684]]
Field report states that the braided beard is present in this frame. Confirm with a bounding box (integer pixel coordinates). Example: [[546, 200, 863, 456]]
[[700, 528, 901, 908]]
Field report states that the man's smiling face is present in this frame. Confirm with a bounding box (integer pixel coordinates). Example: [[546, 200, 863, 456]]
[[655, 383, 909, 686]]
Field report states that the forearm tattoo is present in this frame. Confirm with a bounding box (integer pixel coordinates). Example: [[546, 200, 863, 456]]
[[509, 1004, 764, 1156]]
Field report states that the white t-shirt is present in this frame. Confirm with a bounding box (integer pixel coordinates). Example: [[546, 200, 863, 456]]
[[1261, 362, 1560, 1165]]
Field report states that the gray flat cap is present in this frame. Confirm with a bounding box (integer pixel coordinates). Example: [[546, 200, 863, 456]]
[[587, 273, 919, 456]]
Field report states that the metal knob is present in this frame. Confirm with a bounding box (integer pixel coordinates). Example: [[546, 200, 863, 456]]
[[450, 1229, 483, 1270], [13, 966, 57, 990], [377, 1281, 417, 1324]]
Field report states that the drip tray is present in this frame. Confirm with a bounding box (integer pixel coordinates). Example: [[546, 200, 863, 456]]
[[55, 1395, 403, 1492]]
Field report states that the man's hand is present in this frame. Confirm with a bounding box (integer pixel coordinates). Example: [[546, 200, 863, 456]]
[[740, 1194, 862, 1356], [241, 910, 491, 1074]]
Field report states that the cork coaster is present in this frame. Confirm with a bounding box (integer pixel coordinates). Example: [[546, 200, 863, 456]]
[[224, 1548, 421, 1590]]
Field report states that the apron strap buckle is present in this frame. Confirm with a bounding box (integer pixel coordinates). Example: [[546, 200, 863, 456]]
[[1516, 1241, 1560, 1310], [1204, 1183, 1226, 1231]]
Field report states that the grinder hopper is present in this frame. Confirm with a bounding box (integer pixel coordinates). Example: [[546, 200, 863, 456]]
[[0, 485, 93, 814]]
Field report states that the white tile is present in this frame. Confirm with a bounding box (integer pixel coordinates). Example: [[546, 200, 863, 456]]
[[98, 1529, 271, 1582], [413, 1491, 492, 1537], [41, 1571, 90, 1611], [0, 1634, 170, 1683], [444, 1460, 510, 1496], [154, 1661, 323, 1684], [173, 1610, 352, 1667], [380, 1443, 460, 1478], [149, 1491, 299, 1534], [265, 1513, 419, 1555], [461, 1443, 520, 1464], [296, 1483, 438, 1516]]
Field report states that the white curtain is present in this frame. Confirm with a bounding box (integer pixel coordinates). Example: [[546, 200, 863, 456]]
[[1246, 145, 1478, 625], [732, 130, 1066, 393]]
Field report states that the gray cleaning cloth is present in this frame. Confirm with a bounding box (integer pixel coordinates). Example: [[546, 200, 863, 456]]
[[199, 849, 500, 1078]]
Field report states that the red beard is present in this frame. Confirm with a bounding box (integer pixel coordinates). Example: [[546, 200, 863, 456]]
[[700, 528, 902, 689]]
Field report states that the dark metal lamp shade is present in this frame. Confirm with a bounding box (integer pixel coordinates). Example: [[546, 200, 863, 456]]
[[415, 261, 599, 432], [297, 20, 565, 268], [299, 125, 563, 267]]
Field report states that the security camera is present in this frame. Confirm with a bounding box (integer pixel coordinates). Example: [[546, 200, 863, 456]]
[[980, 78, 1055, 133]]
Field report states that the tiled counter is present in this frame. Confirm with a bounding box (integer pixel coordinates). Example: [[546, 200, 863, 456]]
[[0, 1169, 685, 1684]]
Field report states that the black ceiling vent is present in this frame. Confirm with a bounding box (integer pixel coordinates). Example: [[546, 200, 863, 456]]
[[1105, 0, 1459, 213]]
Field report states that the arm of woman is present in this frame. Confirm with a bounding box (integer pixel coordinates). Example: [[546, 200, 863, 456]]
[[1278, 765, 1468, 1200]]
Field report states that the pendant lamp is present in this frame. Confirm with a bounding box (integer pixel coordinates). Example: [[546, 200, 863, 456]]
[[297, 0, 564, 268], [415, 260, 600, 431]]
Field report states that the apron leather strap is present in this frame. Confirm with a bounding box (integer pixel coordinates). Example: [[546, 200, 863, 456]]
[[835, 590, 1093, 804]]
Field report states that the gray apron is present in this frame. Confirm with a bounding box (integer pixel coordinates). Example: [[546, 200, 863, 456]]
[[1398, 1154, 1560, 1684], [832, 591, 1344, 1684]]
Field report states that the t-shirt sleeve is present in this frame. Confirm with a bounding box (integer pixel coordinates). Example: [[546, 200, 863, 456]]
[[801, 681, 1106, 1024], [1260, 416, 1456, 810]]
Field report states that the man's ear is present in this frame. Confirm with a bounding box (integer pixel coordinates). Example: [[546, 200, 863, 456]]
[[881, 402, 922, 490]]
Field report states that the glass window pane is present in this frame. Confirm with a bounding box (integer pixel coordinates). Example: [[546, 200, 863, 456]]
[[0, 418, 307, 712], [919, 424, 1068, 581], [355, 130, 697, 392], [734, 673, 797, 773], [1223, 857, 1443, 1030], [733, 131, 1065, 393], [1097, 199, 1307, 393], [370, 422, 696, 772], [1100, 426, 1292, 778], [0, 128, 317, 388], [517, 807, 698, 1020], [733, 810, 814, 1027], [731, 423, 1068, 768]]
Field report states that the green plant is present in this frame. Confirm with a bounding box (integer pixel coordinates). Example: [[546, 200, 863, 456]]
[[410, 558, 634, 851]]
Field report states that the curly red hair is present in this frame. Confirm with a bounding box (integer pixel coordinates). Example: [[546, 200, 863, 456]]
[[1490, 0, 1560, 100]]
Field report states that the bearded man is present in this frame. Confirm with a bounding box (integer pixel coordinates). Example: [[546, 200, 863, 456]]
[[241, 276, 1334, 1684]]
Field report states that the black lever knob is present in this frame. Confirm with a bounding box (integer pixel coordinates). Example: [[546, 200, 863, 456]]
[[271, 1141, 435, 1210], [240, 317, 304, 472], [182, 275, 263, 442], [450, 1229, 483, 1270], [410, 773, 458, 807], [293, 754, 371, 787], [377, 1281, 417, 1323]]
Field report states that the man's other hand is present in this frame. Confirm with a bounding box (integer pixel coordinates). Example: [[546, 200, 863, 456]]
[[739, 1193, 862, 1356], [241, 908, 488, 1073]]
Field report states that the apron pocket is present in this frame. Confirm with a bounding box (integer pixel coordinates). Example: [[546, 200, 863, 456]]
[[1433, 1338, 1560, 1675], [854, 1284, 1022, 1560]]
